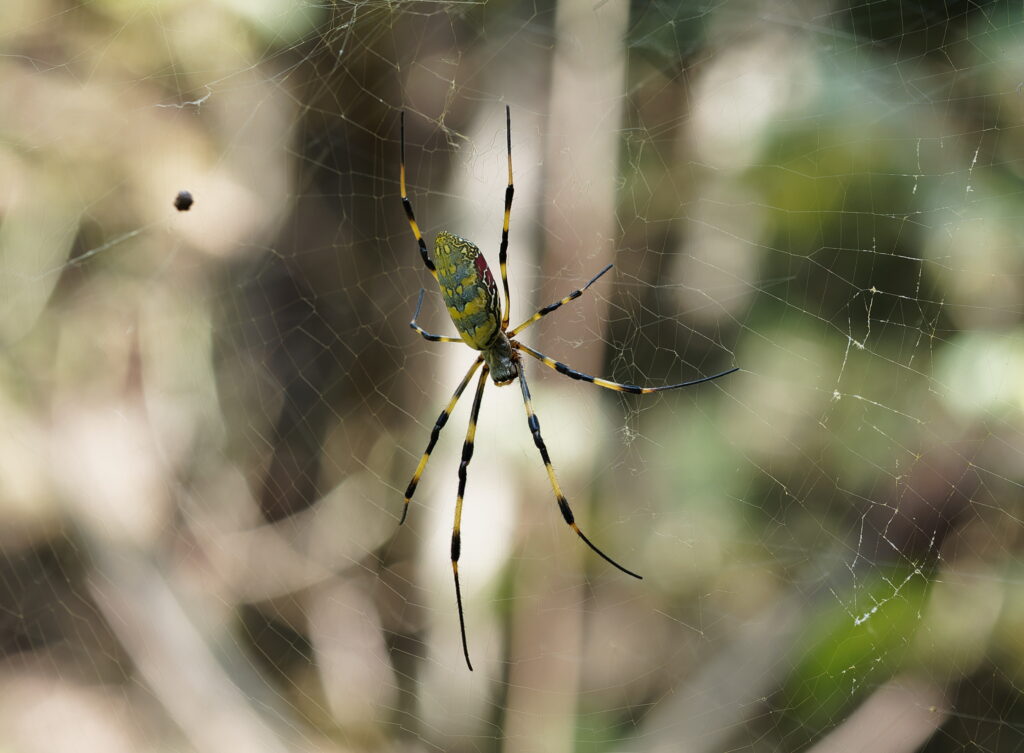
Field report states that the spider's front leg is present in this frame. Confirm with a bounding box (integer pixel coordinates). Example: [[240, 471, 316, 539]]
[[401, 357, 484, 524], [515, 364, 643, 580], [516, 342, 739, 393], [449, 365, 490, 671]]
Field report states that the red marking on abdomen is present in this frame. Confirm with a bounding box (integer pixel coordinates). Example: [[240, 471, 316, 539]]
[[474, 253, 499, 303], [474, 253, 494, 286]]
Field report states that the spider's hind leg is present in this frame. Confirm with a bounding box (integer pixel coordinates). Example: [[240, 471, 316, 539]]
[[410, 289, 463, 343], [400, 111, 438, 280], [508, 263, 613, 336], [498, 105, 514, 330]]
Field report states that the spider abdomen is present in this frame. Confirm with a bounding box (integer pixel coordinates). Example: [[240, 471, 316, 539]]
[[434, 231, 502, 350]]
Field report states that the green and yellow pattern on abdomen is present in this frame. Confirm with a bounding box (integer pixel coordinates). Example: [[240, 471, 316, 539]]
[[434, 231, 501, 350]]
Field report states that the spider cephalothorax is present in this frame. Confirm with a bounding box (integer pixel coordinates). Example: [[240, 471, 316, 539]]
[[398, 106, 737, 670]]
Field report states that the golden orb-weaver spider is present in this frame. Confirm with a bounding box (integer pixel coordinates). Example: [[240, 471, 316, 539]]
[[399, 106, 738, 670]]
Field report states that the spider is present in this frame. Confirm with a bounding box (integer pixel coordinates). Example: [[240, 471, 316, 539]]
[[399, 106, 738, 670]]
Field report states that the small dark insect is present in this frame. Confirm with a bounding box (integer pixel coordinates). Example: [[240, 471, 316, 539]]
[[173, 190, 194, 211], [399, 106, 738, 670]]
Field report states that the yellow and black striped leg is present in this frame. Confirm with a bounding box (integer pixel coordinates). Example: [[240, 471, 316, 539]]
[[517, 366, 642, 580], [400, 111, 438, 281], [401, 357, 484, 525], [498, 104, 514, 329], [410, 289, 463, 343], [515, 342, 739, 393], [509, 263, 614, 336], [451, 365, 490, 671]]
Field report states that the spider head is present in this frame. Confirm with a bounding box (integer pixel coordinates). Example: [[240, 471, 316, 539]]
[[484, 331, 518, 385]]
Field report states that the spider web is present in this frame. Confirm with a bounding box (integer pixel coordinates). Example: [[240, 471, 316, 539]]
[[1, 0, 1023, 751]]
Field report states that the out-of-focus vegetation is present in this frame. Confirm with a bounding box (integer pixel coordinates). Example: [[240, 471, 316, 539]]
[[1, 1, 1023, 751]]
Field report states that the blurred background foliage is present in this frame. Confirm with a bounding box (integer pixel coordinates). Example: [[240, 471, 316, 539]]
[[1, 0, 1023, 751]]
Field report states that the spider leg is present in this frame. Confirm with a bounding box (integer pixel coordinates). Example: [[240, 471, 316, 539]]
[[508, 263, 613, 336], [517, 366, 642, 580], [499, 105, 514, 330], [400, 111, 438, 281], [451, 365, 490, 671], [515, 342, 739, 393], [401, 356, 484, 524], [410, 289, 463, 343]]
